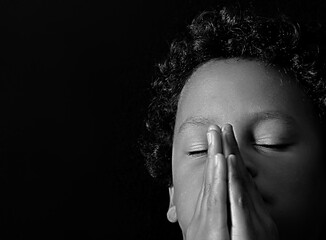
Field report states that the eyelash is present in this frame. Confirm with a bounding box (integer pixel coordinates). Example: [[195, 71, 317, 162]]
[[188, 149, 208, 157], [188, 144, 289, 154], [253, 143, 290, 151], [188, 143, 290, 158]]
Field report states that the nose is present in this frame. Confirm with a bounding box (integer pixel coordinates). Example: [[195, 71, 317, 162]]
[[224, 123, 258, 179], [238, 147, 258, 179]]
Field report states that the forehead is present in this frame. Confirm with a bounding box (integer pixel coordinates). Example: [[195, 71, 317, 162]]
[[175, 59, 312, 131]]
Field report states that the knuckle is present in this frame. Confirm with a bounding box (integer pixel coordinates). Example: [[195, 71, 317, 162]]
[[237, 195, 245, 208], [207, 194, 219, 209], [213, 175, 222, 184], [204, 183, 212, 195], [236, 193, 249, 209]]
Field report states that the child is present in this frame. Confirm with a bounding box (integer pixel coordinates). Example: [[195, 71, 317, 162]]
[[141, 5, 326, 240]]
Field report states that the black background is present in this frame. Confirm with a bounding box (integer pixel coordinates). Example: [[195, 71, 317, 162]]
[[1, 0, 326, 239]]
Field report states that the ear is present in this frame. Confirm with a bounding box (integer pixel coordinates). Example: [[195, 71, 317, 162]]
[[167, 186, 177, 223]]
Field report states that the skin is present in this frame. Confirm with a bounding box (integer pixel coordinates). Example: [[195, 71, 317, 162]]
[[168, 59, 326, 239]]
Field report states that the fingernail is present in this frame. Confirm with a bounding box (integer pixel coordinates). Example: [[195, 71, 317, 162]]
[[214, 154, 219, 167], [222, 124, 232, 133], [229, 154, 236, 167], [226, 125, 234, 142], [215, 153, 224, 167], [208, 125, 219, 131], [207, 131, 212, 145]]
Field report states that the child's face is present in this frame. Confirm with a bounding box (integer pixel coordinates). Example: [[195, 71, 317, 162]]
[[170, 59, 326, 238]]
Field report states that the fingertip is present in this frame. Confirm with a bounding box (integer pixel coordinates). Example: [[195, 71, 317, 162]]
[[214, 154, 219, 167], [214, 153, 224, 162], [228, 153, 236, 159], [208, 124, 221, 132], [228, 154, 237, 176], [212, 153, 224, 171], [207, 125, 220, 146], [222, 123, 233, 133], [224, 125, 239, 155], [207, 131, 212, 146], [227, 154, 236, 163]]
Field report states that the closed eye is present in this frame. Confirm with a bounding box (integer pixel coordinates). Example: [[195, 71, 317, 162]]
[[188, 149, 207, 157], [254, 144, 290, 151]]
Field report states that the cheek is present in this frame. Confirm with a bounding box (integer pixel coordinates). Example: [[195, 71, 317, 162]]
[[173, 160, 204, 231], [259, 150, 325, 229]]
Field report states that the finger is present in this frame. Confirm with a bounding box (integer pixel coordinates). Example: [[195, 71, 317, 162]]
[[223, 124, 251, 186], [193, 173, 206, 219], [207, 153, 228, 230], [224, 125, 269, 220], [229, 155, 278, 239], [203, 125, 222, 197], [223, 124, 251, 184], [222, 124, 239, 157], [193, 125, 222, 219], [208, 125, 223, 156], [192, 153, 230, 240], [228, 154, 255, 239]]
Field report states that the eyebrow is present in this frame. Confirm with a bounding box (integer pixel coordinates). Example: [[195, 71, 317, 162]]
[[252, 111, 297, 126], [177, 111, 297, 134], [177, 116, 213, 134]]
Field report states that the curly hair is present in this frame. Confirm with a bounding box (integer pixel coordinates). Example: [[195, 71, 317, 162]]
[[141, 5, 326, 187]]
